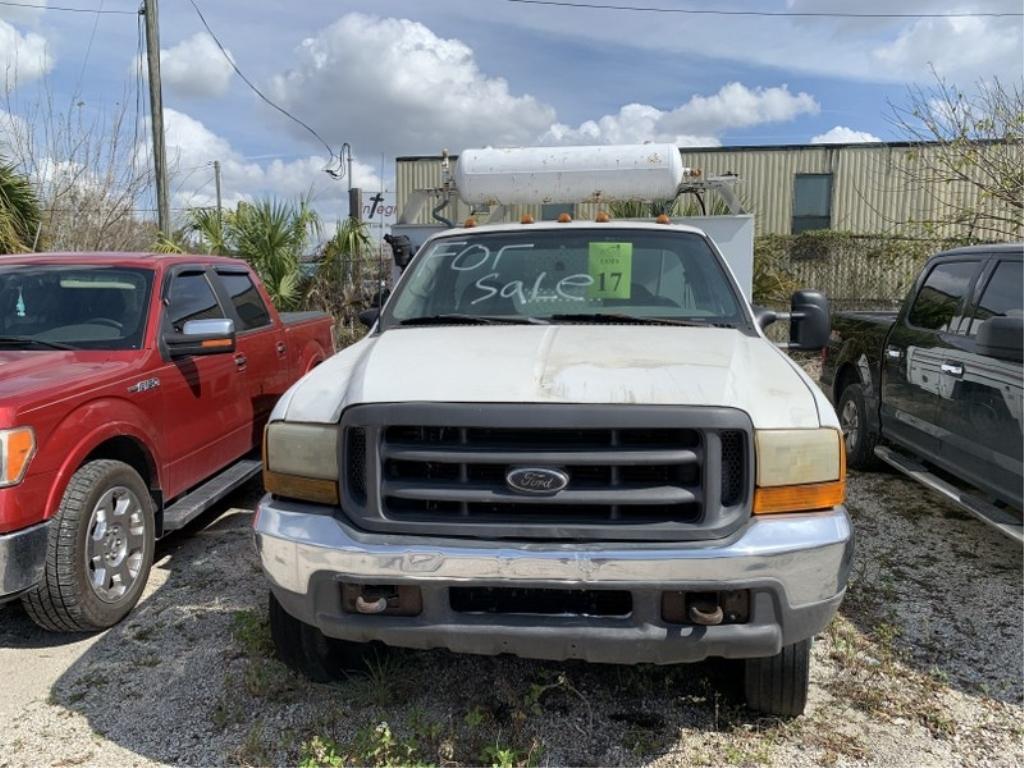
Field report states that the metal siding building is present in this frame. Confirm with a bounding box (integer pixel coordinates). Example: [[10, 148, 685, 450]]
[[396, 142, 1017, 237]]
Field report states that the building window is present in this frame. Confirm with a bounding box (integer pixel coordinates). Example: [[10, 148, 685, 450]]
[[792, 173, 832, 233], [541, 203, 575, 221]]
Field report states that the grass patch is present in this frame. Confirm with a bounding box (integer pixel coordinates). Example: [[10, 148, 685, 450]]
[[823, 614, 960, 739], [232, 609, 274, 659]]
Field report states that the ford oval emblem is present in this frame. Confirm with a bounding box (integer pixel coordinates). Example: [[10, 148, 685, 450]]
[[505, 466, 570, 495]]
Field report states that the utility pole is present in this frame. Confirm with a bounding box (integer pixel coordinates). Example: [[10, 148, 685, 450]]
[[213, 160, 223, 220], [142, 0, 170, 236]]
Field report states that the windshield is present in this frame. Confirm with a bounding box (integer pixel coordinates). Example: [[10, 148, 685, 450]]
[[0, 265, 154, 350], [385, 229, 745, 327]]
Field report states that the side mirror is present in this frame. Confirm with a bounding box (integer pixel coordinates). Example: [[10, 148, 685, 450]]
[[752, 305, 778, 331], [976, 316, 1023, 362], [165, 318, 236, 358], [789, 290, 831, 351], [358, 308, 379, 329], [370, 287, 391, 309], [384, 233, 414, 270]]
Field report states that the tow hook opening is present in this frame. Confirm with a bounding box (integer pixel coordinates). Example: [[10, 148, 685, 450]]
[[341, 583, 423, 617], [661, 590, 750, 626]]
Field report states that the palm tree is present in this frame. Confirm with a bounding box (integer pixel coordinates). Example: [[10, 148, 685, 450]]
[[165, 197, 322, 309], [0, 157, 42, 254]]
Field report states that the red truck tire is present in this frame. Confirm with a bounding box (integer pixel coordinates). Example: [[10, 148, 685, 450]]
[[22, 460, 155, 632]]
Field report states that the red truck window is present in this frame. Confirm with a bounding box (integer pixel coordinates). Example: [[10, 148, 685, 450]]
[[218, 272, 272, 330], [167, 273, 225, 332]]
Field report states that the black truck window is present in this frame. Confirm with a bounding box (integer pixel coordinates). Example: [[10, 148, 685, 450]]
[[907, 261, 979, 332], [965, 260, 1023, 336]]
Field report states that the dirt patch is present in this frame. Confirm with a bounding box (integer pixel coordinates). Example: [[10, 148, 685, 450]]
[[2, 471, 1021, 767]]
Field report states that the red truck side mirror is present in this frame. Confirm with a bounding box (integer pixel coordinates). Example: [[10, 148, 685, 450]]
[[165, 318, 236, 358]]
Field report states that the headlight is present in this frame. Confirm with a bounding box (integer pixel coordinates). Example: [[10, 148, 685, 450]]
[[263, 422, 340, 505], [753, 428, 845, 514], [0, 427, 36, 487]]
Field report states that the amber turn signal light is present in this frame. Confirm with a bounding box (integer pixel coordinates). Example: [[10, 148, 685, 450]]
[[655, 213, 671, 224], [0, 427, 36, 486], [520, 214, 535, 224], [557, 212, 572, 223], [595, 211, 611, 222], [463, 217, 477, 228], [263, 468, 340, 506], [753, 479, 846, 514]]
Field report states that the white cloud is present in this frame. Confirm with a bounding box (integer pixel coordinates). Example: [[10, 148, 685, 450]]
[[0, 108, 29, 155], [152, 109, 382, 219], [542, 84, 818, 146], [434, 0, 1021, 85], [811, 125, 882, 144], [266, 14, 821, 155], [267, 13, 557, 154], [872, 16, 1024, 82], [139, 32, 235, 99], [0, 19, 53, 86]]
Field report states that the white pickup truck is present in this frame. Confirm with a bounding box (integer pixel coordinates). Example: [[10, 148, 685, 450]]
[[254, 146, 853, 717]]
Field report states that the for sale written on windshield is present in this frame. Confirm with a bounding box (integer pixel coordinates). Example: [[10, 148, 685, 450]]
[[394, 230, 738, 321], [440, 241, 634, 306]]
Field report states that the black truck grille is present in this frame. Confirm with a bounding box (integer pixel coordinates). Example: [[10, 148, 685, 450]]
[[340, 404, 752, 542]]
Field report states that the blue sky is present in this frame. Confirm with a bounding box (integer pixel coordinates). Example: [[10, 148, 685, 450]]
[[1, 0, 1021, 219]]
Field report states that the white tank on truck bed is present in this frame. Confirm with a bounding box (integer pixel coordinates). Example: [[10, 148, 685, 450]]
[[454, 144, 687, 205]]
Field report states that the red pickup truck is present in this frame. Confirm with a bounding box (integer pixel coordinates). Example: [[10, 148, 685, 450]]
[[0, 252, 333, 631]]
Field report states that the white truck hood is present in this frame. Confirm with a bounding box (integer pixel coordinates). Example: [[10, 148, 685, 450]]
[[273, 325, 835, 430]]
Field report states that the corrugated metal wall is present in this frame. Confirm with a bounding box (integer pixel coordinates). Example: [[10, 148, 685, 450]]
[[396, 144, 1018, 237]]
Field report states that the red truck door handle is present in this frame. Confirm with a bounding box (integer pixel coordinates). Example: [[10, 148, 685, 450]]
[[276, 341, 287, 358], [234, 353, 248, 370]]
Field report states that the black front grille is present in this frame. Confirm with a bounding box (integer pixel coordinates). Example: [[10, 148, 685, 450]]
[[346, 428, 367, 503], [340, 404, 752, 542], [380, 425, 703, 525], [720, 430, 745, 507]]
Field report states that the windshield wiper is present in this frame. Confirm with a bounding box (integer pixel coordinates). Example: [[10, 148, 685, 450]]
[[397, 314, 549, 326], [548, 312, 717, 327], [0, 335, 76, 350]]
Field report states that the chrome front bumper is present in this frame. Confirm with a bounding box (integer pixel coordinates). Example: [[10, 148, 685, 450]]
[[0, 521, 49, 601], [254, 497, 853, 663]]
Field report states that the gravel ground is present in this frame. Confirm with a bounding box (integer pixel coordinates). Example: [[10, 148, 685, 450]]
[[1, 462, 1022, 766]]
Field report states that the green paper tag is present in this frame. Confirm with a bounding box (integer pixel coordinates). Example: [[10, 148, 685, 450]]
[[588, 242, 632, 299]]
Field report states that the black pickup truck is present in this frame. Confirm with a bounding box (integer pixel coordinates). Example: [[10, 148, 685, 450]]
[[821, 243, 1023, 541]]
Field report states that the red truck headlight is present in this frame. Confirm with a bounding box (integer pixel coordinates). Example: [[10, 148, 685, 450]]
[[0, 427, 36, 487]]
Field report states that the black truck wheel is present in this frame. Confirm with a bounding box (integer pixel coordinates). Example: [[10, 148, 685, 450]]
[[837, 382, 880, 470], [22, 460, 155, 632], [268, 591, 371, 681], [743, 638, 811, 717]]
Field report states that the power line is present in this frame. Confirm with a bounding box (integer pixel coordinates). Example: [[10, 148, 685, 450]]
[[0, 0, 135, 13], [184, 0, 340, 168], [502, 0, 1023, 18], [72, 0, 106, 97]]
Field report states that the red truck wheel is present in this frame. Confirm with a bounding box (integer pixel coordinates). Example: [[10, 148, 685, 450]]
[[22, 460, 155, 632]]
